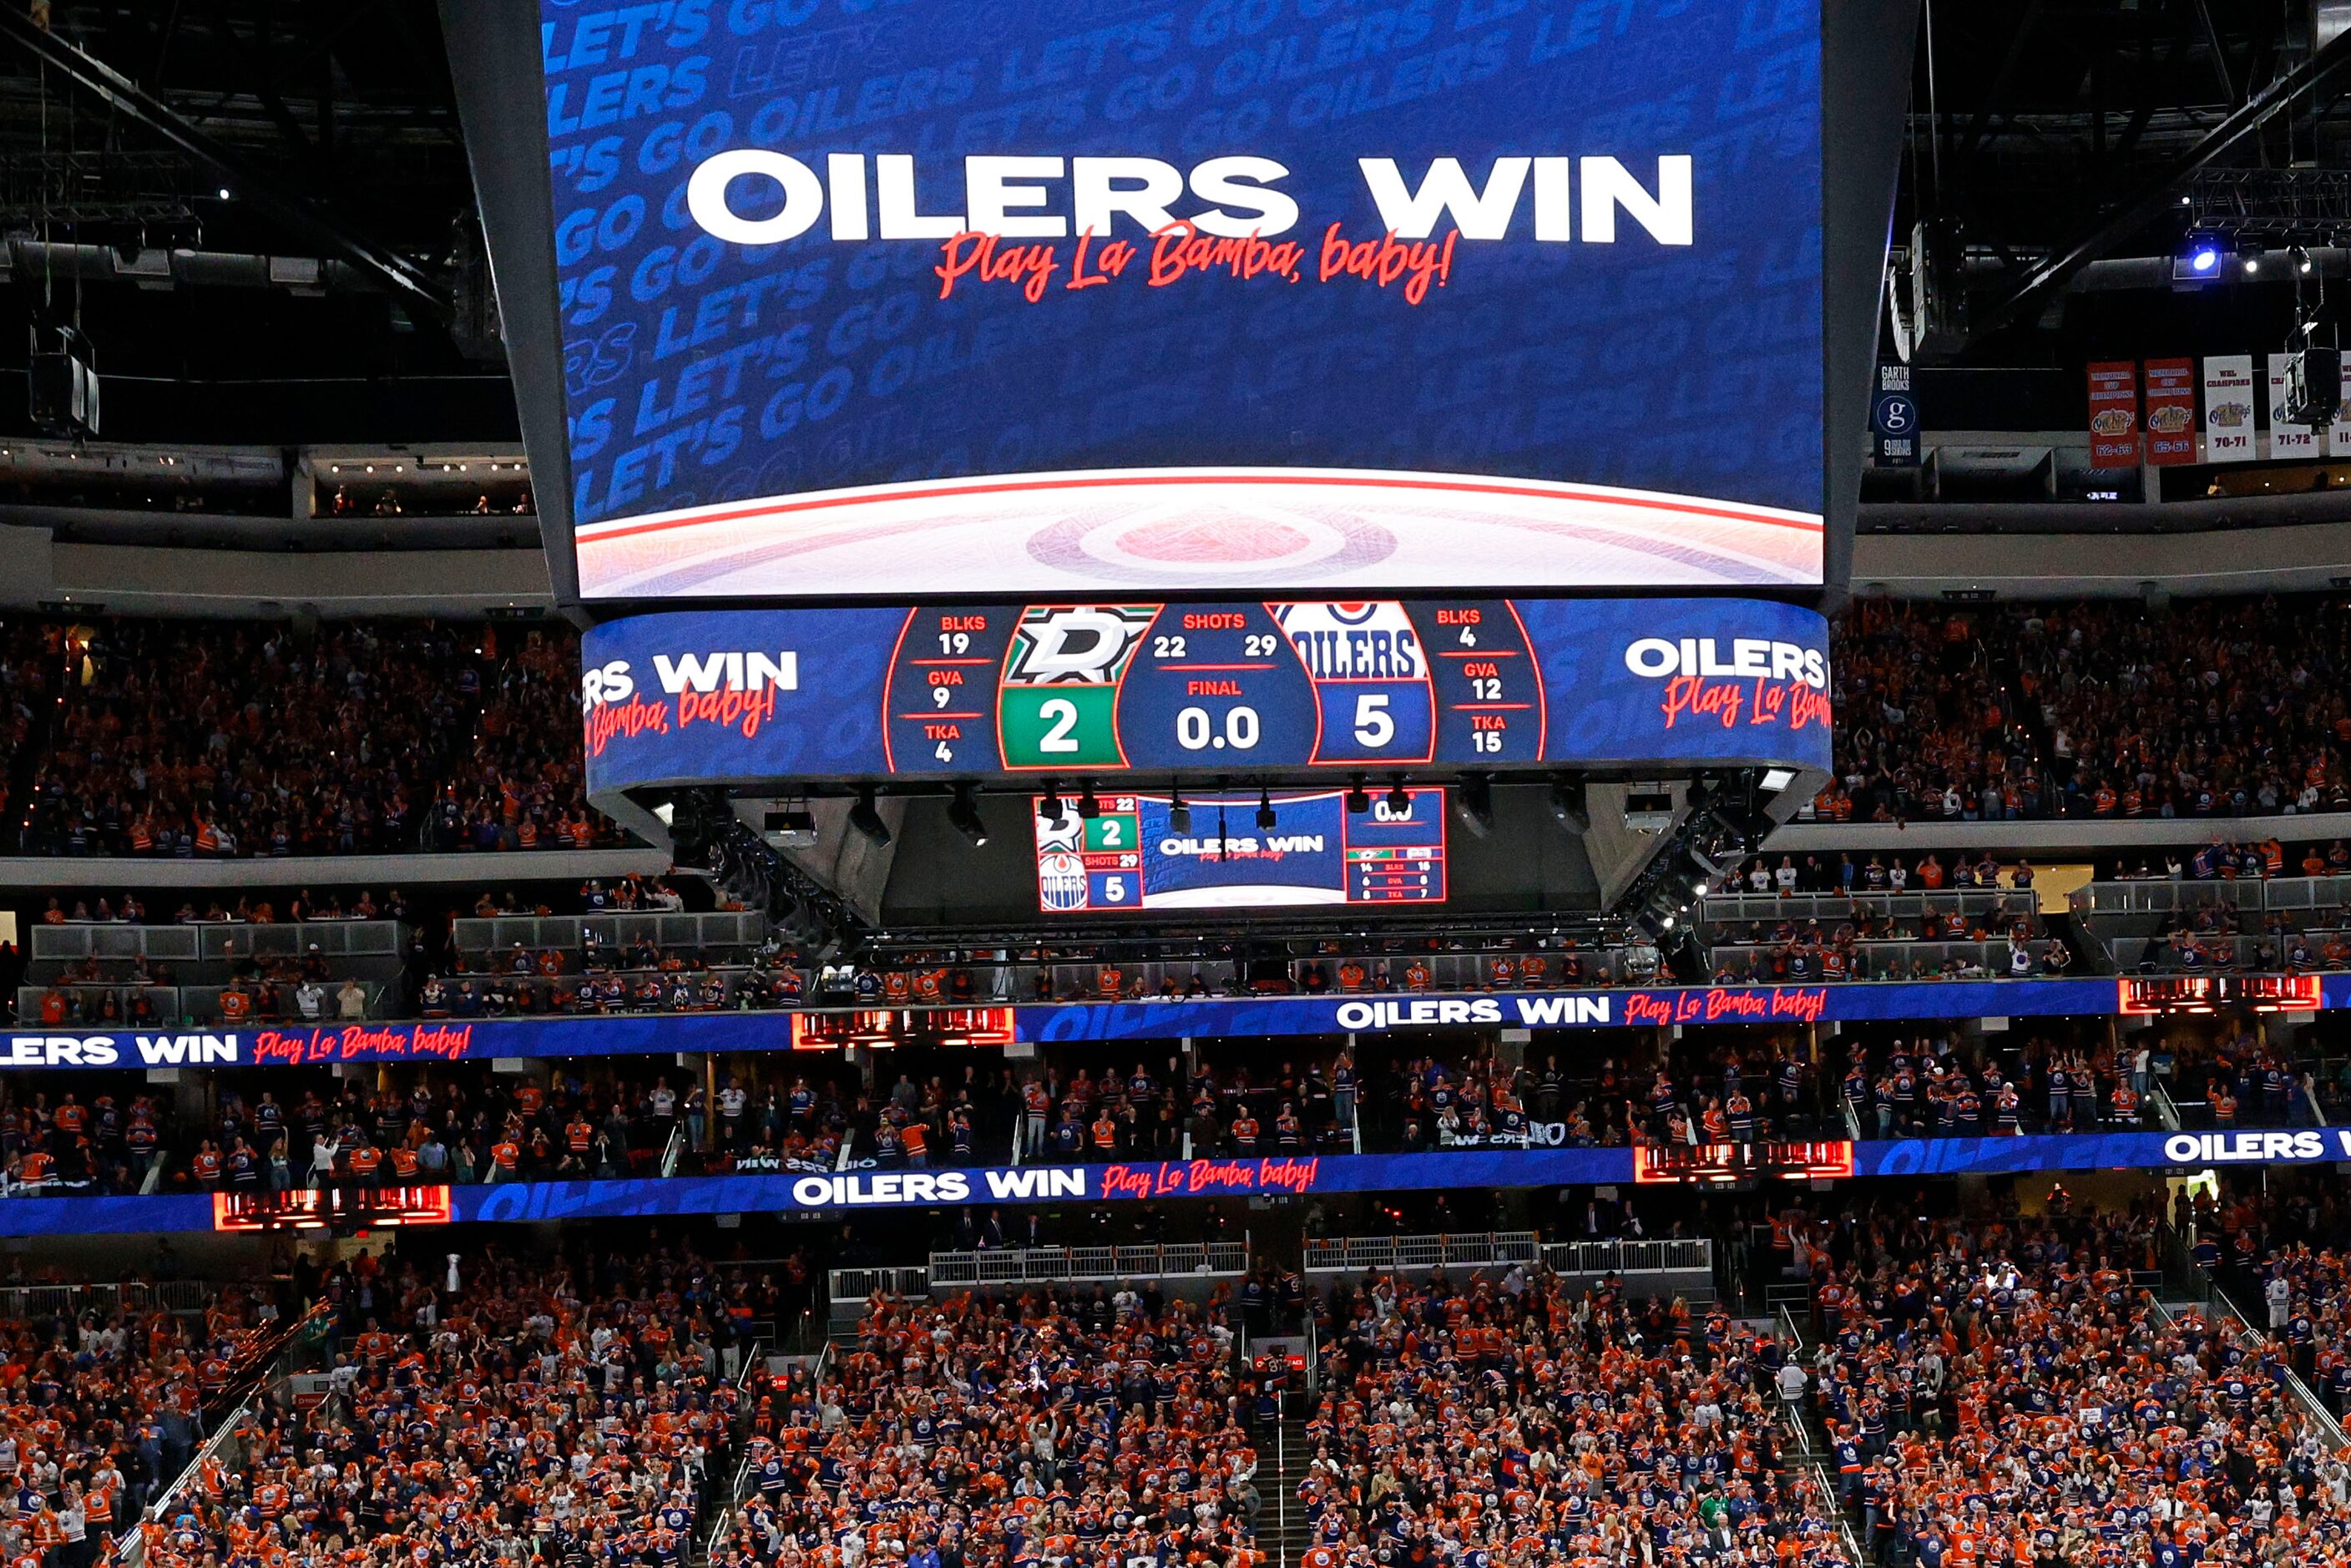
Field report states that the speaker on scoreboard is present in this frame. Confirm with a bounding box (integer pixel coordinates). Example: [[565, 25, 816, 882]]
[[2285, 347, 2343, 429], [27, 322, 99, 438]]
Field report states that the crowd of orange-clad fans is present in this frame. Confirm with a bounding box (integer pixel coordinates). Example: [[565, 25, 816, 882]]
[[1299, 1268, 1847, 1568], [0, 1281, 290, 1566], [1823, 595, 2351, 825], [1792, 1198, 2351, 1568], [109, 1244, 771, 1568], [7, 618, 609, 857], [705, 1285, 1266, 1568]]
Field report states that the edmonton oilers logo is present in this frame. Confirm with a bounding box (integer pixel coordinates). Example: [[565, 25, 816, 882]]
[[1038, 852, 1088, 911]]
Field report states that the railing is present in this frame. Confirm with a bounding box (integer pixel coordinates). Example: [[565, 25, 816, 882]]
[[927, 1241, 1250, 1287], [1304, 1231, 1540, 1273], [827, 1265, 933, 1303], [1708, 937, 2051, 978], [454, 911, 767, 953], [2075, 875, 2351, 918], [1704, 888, 2030, 925], [701, 1334, 777, 1562], [1029, 950, 1637, 1001], [0, 1277, 216, 1318], [118, 1397, 254, 1566], [1538, 1237, 1713, 1277], [114, 1305, 331, 1568], [30, 918, 403, 966], [1767, 1306, 1863, 1567], [2158, 1282, 2351, 1452]]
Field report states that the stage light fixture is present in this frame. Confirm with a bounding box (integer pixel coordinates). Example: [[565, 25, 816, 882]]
[[948, 784, 988, 847], [847, 787, 892, 847], [1457, 774, 1494, 837], [1550, 777, 1590, 833]]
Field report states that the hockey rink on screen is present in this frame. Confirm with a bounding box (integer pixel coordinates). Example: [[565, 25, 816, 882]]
[[572, 467, 1824, 598]]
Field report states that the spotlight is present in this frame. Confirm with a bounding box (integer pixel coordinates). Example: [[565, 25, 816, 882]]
[[847, 787, 892, 847], [1550, 778, 1590, 833], [2184, 234, 2223, 275], [1039, 779, 1064, 819], [1076, 783, 1102, 819], [1384, 778, 1412, 817], [2239, 235, 2267, 274], [1255, 788, 1277, 831], [2291, 245, 2314, 276], [948, 784, 988, 847], [1345, 776, 1370, 815], [1168, 787, 1191, 836], [1456, 774, 1494, 837]]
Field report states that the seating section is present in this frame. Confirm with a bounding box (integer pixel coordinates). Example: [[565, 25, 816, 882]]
[[2077, 872, 2351, 974], [19, 918, 404, 1029], [0, 1058, 879, 1196], [707, 1288, 1264, 1568], [1302, 1272, 1848, 1567], [433, 908, 785, 1017], [1704, 882, 2060, 983], [1823, 596, 2351, 823], [7, 617, 609, 857], [127, 1252, 746, 1568], [0, 1282, 289, 1547], [1797, 1208, 2347, 1568]]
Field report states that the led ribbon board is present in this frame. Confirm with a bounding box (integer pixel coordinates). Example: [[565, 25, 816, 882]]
[[528, 0, 1828, 598]]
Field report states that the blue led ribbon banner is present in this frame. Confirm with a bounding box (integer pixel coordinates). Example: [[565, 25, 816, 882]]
[[4, 1130, 2350, 1235], [4, 976, 2317, 1070]]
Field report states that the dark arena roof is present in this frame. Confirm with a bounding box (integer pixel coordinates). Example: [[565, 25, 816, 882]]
[[0, 8, 2349, 1568]]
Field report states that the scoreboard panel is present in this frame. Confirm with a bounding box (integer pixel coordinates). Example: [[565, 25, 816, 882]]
[[580, 595, 1833, 794], [1034, 790, 1448, 913], [886, 599, 1572, 777]]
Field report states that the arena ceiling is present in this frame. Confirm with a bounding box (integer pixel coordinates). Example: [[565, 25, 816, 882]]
[[0, 0, 2338, 442]]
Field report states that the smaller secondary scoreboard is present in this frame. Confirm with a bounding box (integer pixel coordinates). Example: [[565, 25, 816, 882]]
[[1033, 789, 1446, 913]]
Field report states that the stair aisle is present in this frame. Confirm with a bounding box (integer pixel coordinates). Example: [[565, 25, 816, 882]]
[[1265, 1408, 1313, 1568]]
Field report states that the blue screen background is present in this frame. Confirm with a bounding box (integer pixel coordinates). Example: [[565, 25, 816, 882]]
[[542, 0, 1824, 528]]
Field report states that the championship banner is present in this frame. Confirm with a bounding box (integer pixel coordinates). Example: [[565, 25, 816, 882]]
[[2086, 362, 2139, 468], [8, 1127, 2351, 1236], [2142, 358, 2199, 465], [580, 596, 1835, 793], [2202, 355, 2256, 461], [2267, 355, 2320, 458]]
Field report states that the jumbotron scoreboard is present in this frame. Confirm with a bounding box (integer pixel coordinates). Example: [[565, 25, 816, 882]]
[[581, 594, 1836, 792], [895, 599, 1535, 773], [1032, 789, 1448, 913]]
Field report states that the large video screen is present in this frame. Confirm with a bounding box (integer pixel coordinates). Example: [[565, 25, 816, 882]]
[[579, 595, 1834, 792], [1034, 790, 1445, 913], [538, 0, 1825, 599]]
